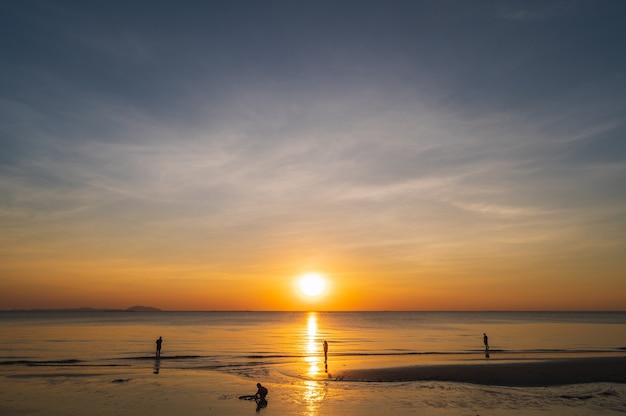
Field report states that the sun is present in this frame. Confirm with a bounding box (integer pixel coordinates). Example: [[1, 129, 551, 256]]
[[298, 273, 327, 298]]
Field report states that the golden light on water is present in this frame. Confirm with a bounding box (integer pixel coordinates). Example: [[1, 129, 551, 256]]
[[305, 312, 321, 377], [307, 313, 318, 354], [303, 380, 327, 416], [301, 312, 328, 415]]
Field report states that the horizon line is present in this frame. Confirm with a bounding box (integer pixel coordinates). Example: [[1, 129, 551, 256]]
[[2, 308, 625, 313]]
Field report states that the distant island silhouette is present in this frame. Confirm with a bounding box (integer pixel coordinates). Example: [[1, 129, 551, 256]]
[[126, 305, 162, 312]]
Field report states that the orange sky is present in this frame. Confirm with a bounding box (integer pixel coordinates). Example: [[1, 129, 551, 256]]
[[1, 237, 624, 310]]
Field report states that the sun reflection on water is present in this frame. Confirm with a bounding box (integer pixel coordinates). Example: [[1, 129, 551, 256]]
[[301, 312, 328, 415], [305, 312, 322, 377], [303, 379, 328, 416], [307, 313, 317, 354]]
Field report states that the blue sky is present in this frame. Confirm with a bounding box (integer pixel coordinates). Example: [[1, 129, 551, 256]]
[[1, 1, 625, 310]]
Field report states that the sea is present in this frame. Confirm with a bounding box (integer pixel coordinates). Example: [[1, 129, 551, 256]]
[[1, 311, 625, 415]]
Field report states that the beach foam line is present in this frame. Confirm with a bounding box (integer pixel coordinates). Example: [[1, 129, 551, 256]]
[[7, 373, 108, 378], [0, 359, 87, 366], [123, 355, 204, 360], [335, 356, 626, 387], [0, 359, 131, 367]]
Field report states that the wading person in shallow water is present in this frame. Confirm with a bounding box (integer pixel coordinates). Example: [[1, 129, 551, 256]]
[[483, 333, 489, 358], [156, 336, 162, 358]]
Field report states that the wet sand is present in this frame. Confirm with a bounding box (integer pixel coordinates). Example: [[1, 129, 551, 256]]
[[0, 368, 263, 416], [337, 356, 626, 386], [1, 356, 625, 415]]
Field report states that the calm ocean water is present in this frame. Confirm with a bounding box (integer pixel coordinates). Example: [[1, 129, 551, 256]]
[[1, 311, 625, 377], [2, 311, 626, 415]]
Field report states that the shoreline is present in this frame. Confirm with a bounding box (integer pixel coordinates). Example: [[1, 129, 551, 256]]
[[335, 355, 626, 387]]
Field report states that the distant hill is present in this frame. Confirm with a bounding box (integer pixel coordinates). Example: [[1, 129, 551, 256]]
[[126, 305, 162, 312]]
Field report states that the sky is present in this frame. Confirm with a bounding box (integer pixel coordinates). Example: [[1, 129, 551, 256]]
[[1, 0, 625, 311]]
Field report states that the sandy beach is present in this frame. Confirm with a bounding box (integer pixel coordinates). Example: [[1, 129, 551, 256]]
[[336, 356, 626, 387]]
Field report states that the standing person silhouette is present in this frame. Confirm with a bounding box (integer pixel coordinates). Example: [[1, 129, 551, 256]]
[[156, 336, 163, 358], [483, 333, 489, 358], [323, 340, 328, 363]]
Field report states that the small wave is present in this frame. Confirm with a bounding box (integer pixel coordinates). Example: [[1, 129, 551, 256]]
[[111, 378, 132, 383], [334, 351, 489, 357], [0, 359, 82, 366], [499, 348, 624, 355], [340, 348, 626, 356], [599, 389, 620, 397], [0, 359, 129, 367], [244, 354, 300, 359], [121, 355, 204, 360], [559, 394, 594, 401], [7, 373, 106, 379]]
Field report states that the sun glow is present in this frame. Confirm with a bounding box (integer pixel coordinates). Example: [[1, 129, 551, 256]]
[[298, 273, 327, 298]]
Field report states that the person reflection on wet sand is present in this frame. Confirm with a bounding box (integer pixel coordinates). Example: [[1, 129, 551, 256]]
[[256, 397, 267, 412], [153, 358, 160, 374]]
